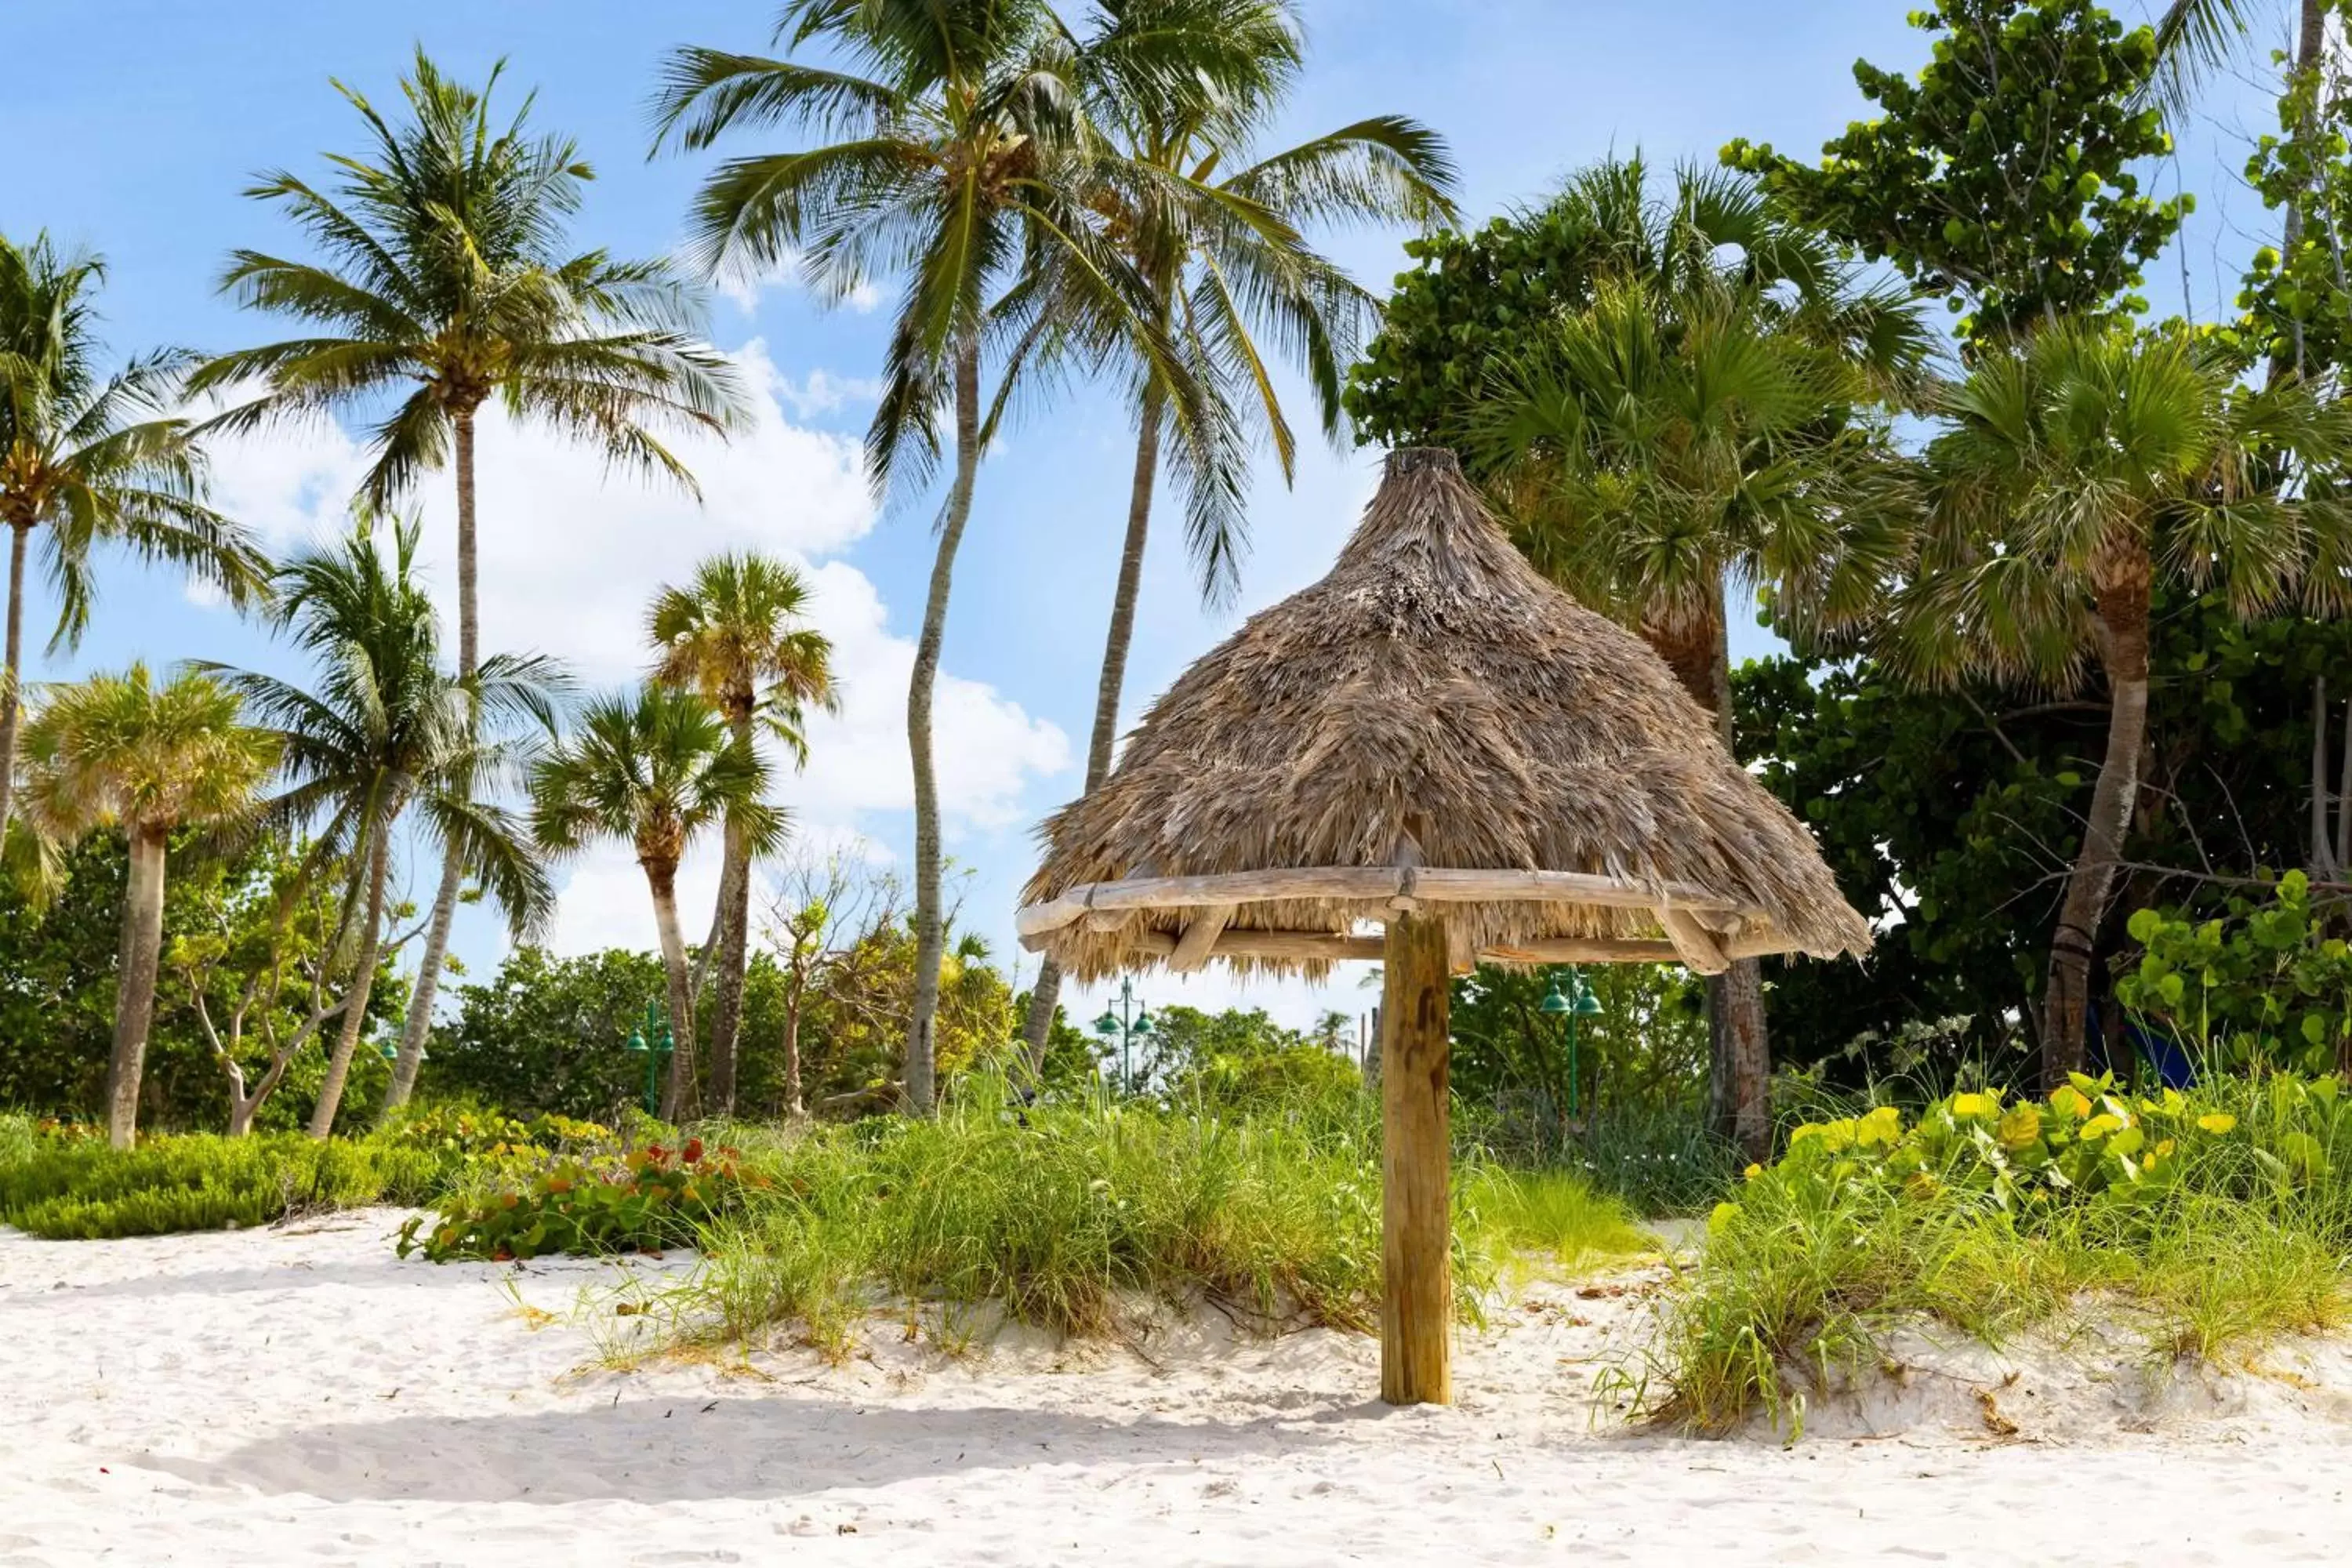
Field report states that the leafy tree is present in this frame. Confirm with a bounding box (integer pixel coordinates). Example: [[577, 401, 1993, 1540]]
[[648, 551, 835, 1116], [528, 684, 782, 1118], [1017, 0, 1459, 1062], [1890, 321, 2352, 1087], [193, 49, 746, 1111], [653, 0, 1204, 1112], [0, 232, 270, 848], [0, 833, 394, 1132], [1722, 0, 2186, 339], [431, 945, 686, 1123], [1739, 594, 2352, 1082], [210, 518, 560, 1134], [1137, 1004, 1358, 1111], [1449, 964, 1707, 1124], [19, 666, 279, 1146]]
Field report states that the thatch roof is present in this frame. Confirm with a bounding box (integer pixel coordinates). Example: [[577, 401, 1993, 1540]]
[[1017, 448, 1871, 982]]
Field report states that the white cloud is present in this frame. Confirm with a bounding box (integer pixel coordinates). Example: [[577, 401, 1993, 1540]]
[[775, 368, 885, 420], [202, 338, 1070, 962], [714, 251, 883, 317]]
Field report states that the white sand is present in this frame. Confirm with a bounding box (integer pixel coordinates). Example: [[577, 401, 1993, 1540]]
[[6, 1211, 2352, 1566]]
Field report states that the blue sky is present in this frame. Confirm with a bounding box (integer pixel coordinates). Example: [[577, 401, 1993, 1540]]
[[0, 1, 2284, 1034]]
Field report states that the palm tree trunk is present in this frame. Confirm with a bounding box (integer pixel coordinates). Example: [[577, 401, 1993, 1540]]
[[310, 828, 392, 1138], [2040, 574, 2153, 1090], [1648, 590, 1773, 1161], [106, 826, 169, 1149], [383, 405, 481, 1114], [648, 859, 699, 1122], [906, 336, 983, 1116], [1020, 384, 1167, 1075], [2270, 0, 2332, 387], [705, 702, 757, 1117], [0, 521, 31, 851]]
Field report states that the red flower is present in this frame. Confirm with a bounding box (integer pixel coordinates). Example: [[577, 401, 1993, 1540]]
[[682, 1138, 705, 1164]]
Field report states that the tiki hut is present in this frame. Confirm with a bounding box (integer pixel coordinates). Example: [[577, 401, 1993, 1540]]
[[1017, 447, 1870, 1404]]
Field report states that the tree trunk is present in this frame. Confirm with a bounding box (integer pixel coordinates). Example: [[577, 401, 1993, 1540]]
[[648, 858, 699, 1122], [227, 1093, 260, 1139], [2040, 572, 2153, 1090], [384, 404, 481, 1115], [310, 827, 392, 1139], [906, 336, 982, 1116], [106, 827, 169, 1149], [0, 521, 29, 852], [782, 983, 807, 1119], [1647, 590, 1773, 1159], [1019, 387, 1167, 1075], [705, 699, 757, 1117], [1380, 910, 1453, 1406]]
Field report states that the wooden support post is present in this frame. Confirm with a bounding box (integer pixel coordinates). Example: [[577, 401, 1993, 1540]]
[[1381, 911, 1453, 1406]]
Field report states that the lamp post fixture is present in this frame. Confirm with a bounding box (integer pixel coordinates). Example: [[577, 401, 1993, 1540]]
[[1538, 966, 1605, 1118], [1092, 977, 1153, 1095], [624, 1000, 676, 1118]]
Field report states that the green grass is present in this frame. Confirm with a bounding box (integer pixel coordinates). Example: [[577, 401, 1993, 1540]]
[[1632, 1073, 2352, 1436], [573, 1076, 1653, 1359]]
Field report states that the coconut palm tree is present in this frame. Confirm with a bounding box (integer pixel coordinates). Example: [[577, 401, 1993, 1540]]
[[208, 517, 561, 1135], [1459, 160, 1930, 1157], [190, 49, 749, 1112], [652, 0, 1207, 1111], [0, 232, 272, 851], [18, 665, 279, 1147], [529, 684, 784, 1120], [1014, 0, 1459, 1065], [1892, 320, 2352, 1088], [648, 551, 835, 1118]]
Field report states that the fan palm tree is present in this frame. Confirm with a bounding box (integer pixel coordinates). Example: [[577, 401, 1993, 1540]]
[[190, 49, 749, 1112], [1014, 0, 1459, 1065], [652, 0, 1207, 1111], [18, 666, 279, 1147], [0, 232, 272, 851], [530, 684, 784, 1120], [648, 550, 836, 1116], [1459, 159, 1930, 1158], [1893, 320, 2352, 1088], [208, 517, 561, 1135]]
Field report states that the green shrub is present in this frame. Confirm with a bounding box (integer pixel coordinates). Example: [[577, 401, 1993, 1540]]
[[0, 1133, 446, 1240], [2117, 871, 2352, 1074], [1639, 1072, 2352, 1435], [395, 1136, 757, 1261]]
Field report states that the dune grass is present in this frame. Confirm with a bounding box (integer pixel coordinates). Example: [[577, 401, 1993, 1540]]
[[581, 1077, 1652, 1360], [1632, 1073, 2352, 1436]]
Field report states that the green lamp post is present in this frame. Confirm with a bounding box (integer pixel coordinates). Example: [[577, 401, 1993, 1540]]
[[1093, 977, 1153, 1095], [1539, 967, 1605, 1118], [625, 1000, 675, 1117]]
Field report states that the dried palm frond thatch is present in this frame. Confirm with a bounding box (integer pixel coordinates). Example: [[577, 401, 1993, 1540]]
[[1018, 447, 1871, 982]]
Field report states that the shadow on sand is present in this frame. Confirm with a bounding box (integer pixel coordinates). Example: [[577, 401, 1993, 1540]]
[[144, 1393, 1367, 1505]]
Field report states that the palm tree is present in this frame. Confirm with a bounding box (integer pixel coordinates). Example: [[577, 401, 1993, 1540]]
[[190, 49, 748, 1112], [1014, 0, 1459, 1065], [529, 684, 783, 1120], [1893, 320, 2352, 1088], [0, 233, 272, 851], [19, 665, 279, 1147], [648, 551, 835, 1118], [653, 0, 1206, 1112], [1459, 159, 1929, 1157], [209, 517, 561, 1135]]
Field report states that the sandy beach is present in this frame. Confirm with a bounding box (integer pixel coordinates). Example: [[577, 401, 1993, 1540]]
[[5, 1213, 2350, 1565]]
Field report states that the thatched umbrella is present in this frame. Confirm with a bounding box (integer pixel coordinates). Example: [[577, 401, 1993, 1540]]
[[1018, 447, 1869, 1404]]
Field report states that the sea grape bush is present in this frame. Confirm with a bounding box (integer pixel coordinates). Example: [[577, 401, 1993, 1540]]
[[383, 1103, 615, 1162], [396, 1138, 764, 1261], [1712, 1071, 2350, 1234], [2114, 872, 2352, 1074]]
